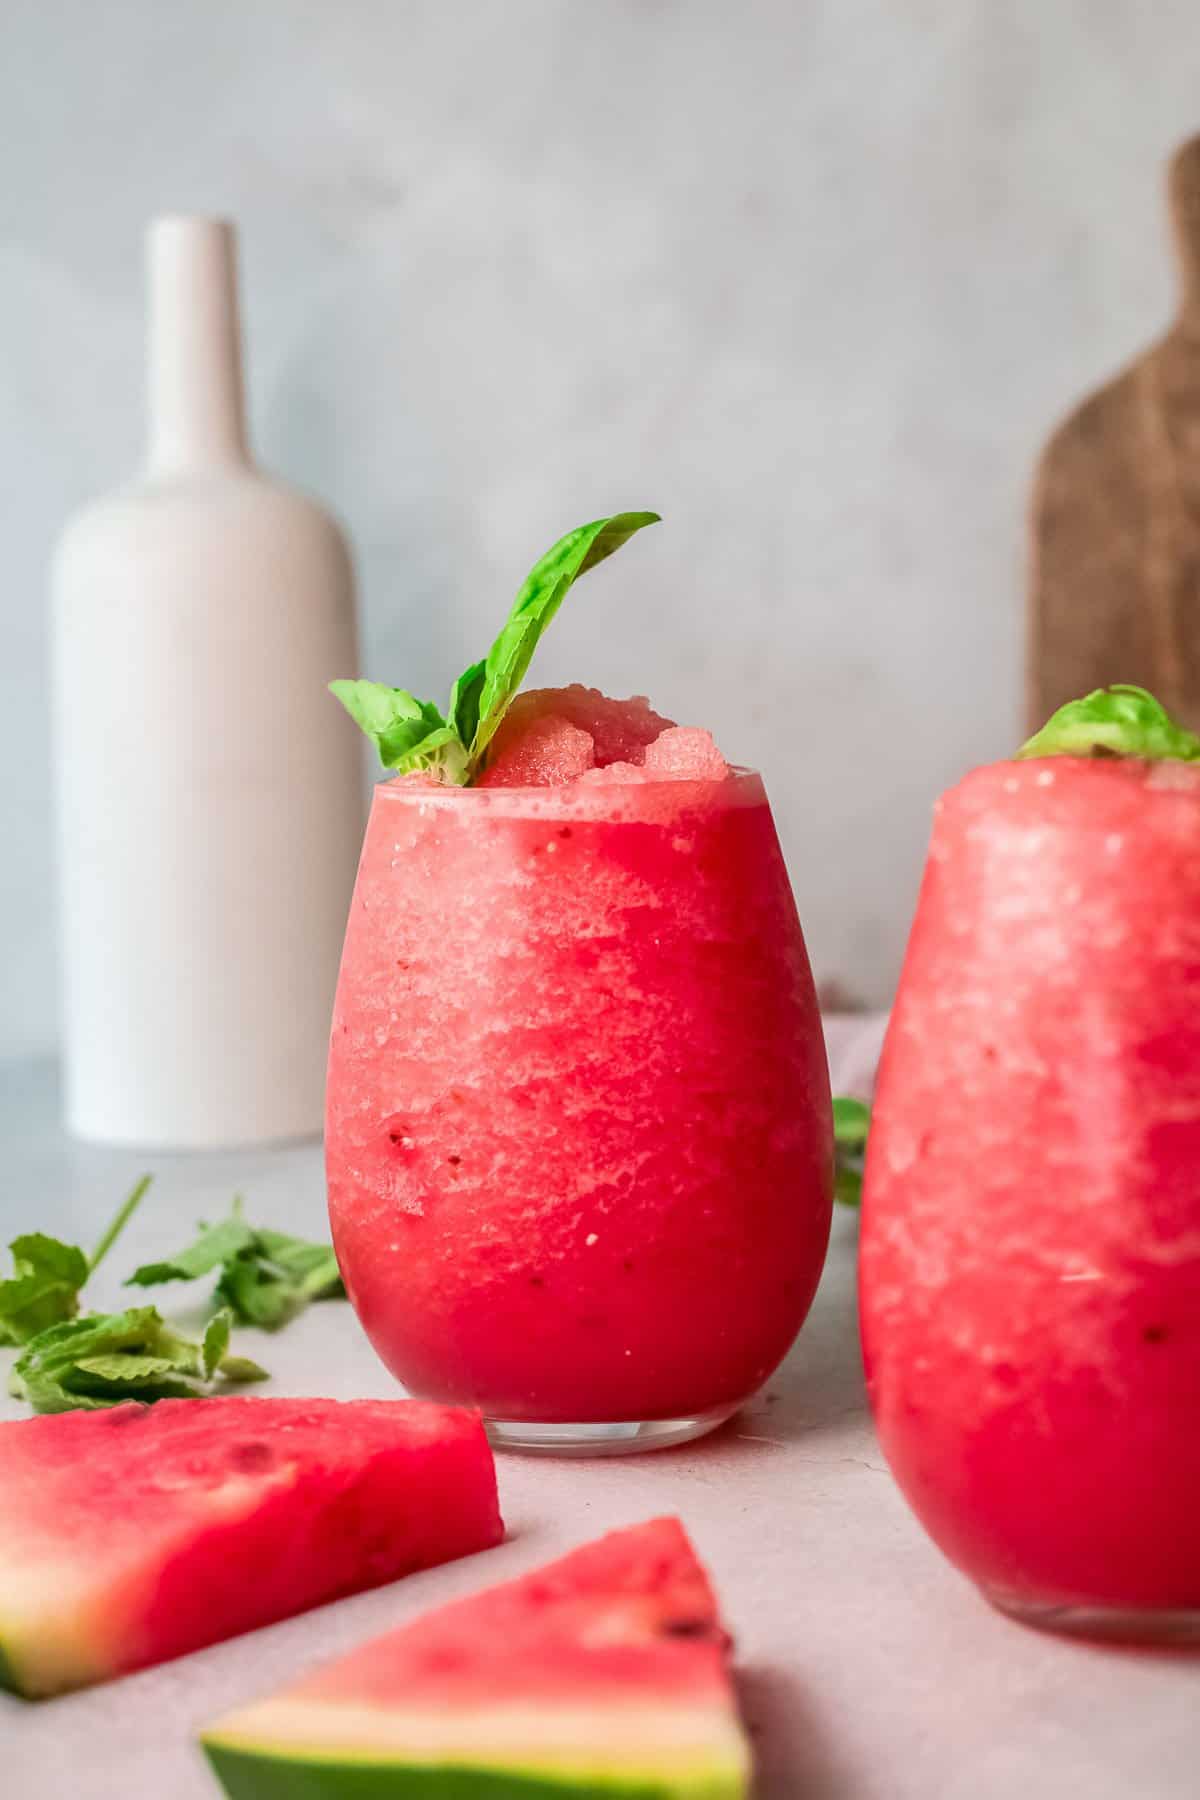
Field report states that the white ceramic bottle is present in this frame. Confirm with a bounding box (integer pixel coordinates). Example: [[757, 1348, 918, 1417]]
[[51, 216, 364, 1147]]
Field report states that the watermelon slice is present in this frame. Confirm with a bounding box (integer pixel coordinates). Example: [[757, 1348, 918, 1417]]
[[203, 1517, 751, 1798], [0, 1395, 502, 1699]]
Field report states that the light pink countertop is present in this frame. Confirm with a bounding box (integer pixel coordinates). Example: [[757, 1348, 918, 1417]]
[[5, 1031, 1197, 1799]]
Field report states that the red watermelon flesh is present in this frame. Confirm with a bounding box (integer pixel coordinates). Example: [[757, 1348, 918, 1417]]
[[478, 689, 732, 792], [203, 1517, 751, 1797], [0, 1396, 502, 1699], [477, 685, 677, 789], [477, 713, 597, 787]]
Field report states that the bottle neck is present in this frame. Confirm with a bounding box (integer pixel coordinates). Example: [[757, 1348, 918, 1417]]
[[146, 217, 250, 474]]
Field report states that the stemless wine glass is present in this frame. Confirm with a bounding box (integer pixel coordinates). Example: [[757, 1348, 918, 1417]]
[[861, 757, 1200, 1638], [327, 768, 832, 1454]]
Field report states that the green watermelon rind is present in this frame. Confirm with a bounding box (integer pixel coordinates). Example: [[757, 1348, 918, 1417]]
[[202, 1520, 749, 1800], [0, 1616, 108, 1700], [203, 1738, 744, 1799]]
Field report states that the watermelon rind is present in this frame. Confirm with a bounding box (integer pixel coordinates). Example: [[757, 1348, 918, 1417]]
[[203, 1697, 748, 1799], [203, 1738, 745, 1799], [201, 1519, 750, 1800]]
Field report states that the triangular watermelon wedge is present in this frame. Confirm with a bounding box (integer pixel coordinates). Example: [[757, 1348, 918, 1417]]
[[0, 1396, 502, 1698], [203, 1517, 751, 1798]]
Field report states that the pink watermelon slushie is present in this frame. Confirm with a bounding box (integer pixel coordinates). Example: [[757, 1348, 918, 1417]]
[[861, 750, 1200, 1637], [327, 688, 833, 1452]]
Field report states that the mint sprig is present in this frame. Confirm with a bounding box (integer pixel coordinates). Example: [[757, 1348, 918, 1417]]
[[832, 1096, 871, 1209], [127, 1199, 344, 1332], [331, 510, 660, 785], [327, 685, 470, 785], [125, 1206, 255, 1288], [0, 1176, 150, 1346], [0, 1184, 337, 1411], [1017, 684, 1200, 763], [9, 1306, 267, 1414]]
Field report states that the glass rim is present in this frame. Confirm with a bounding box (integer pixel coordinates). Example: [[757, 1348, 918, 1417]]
[[369, 765, 767, 819]]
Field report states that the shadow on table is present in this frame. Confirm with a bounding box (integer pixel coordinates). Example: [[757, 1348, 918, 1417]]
[[718, 1215, 868, 1457], [738, 1664, 861, 1799]]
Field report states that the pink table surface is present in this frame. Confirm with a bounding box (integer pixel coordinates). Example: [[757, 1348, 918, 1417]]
[[5, 1032, 1198, 1799]]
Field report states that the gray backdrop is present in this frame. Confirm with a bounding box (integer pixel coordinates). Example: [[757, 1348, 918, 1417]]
[[4, 0, 1199, 1057]]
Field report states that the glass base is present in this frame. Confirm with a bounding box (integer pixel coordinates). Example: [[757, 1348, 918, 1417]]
[[485, 1405, 738, 1457], [986, 1590, 1200, 1646]]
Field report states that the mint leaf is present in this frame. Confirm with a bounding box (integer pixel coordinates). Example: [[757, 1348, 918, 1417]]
[[202, 1308, 232, 1378], [0, 1177, 149, 1346], [73, 1352, 182, 1383], [835, 1164, 864, 1208], [213, 1228, 341, 1331], [133, 1317, 208, 1372], [11, 1308, 178, 1411], [448, 659, 486, 750], [328, 680, 447, 764], [8, 1235, 89, 1287], [1017, 684, 1200, 763], [10, 1306, 269, 1413], [328, 682, 472, 782], [832, 1096, 871, 1209], [0, 1260, 85, 1346], [16, 1312, 150, 1360], [128, 1201, 344, 1333], [832, 1096, 871, 1150], [253, 1230, 343, 1300], [331, 511, 660, 785], [214, 1257, 299, 1331], [394, 724, 471, 784], [0, 1276, 75, 1346], [126, 1205, 256, 1288], [471, 512, 660, 762], [202, 1327, 270, 1384], [219, 1355, 271, 1384]]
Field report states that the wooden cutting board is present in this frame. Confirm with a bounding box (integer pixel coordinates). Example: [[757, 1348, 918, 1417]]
[[1028, 134, 1200, 733]]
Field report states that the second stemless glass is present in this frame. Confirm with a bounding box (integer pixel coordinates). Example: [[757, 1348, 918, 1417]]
[[860, 757, 1200, 1639], [327, 769, 832, 1453]]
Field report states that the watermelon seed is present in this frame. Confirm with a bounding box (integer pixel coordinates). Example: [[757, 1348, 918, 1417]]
[[229, 1442, 275, 1473]]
